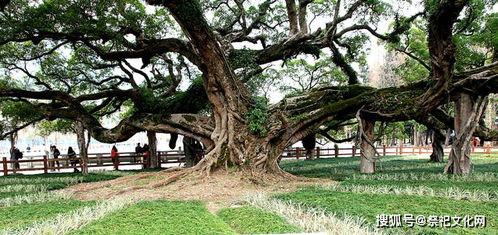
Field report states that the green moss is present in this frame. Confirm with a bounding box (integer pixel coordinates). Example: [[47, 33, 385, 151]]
[[290, 113, 310, 121], [182, 114, 197, 122]]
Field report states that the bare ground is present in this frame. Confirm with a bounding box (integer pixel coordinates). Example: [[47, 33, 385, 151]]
[[64, 168, 334, 213]]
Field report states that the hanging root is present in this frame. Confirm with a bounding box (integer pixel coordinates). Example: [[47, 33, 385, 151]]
[[356, 108, 383, 171]]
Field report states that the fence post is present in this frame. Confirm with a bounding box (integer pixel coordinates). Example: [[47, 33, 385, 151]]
[[157, 151, 161, 168], [487, 145, 491, 155], [383, 145, 386, 156], [43, 155, 48, 174], [352, 145, 356, 157], [334, 144, 339, 158], [316, 147, 320, 159], [2, 157, 7, 176], [296, 147, 301, 159], [164, 152, 168, 163], [400, 145, 403, 155]]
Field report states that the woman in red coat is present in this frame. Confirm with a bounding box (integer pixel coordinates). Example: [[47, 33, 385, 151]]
[[111, 145, 119, 170]]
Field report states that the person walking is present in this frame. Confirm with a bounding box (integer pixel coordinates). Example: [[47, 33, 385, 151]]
[[67, 147, 79, 173], [111, 145, 119, 170]]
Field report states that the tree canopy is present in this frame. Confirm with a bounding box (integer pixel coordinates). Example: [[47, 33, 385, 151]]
[[0, 0, 497, 176]]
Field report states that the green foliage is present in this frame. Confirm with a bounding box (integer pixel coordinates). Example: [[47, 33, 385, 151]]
[[247, 97, 269, 137], [0, 200, 95, 230], [0, 100, 42, 137], [137, 77, 208, 115], [70, 200, 236, 235], [37, 119, 74, 136], [0, 101, 41, 122], [217, 206, 301, 234], [1, 0, 174, 46], [279, 56, 348, 93]]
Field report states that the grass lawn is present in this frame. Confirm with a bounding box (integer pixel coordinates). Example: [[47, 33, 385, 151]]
[[0, 169, 162, 200], [218, 206, 300, 234], [70, 200, 236, 235], [0, 199, 95, 230], [276, 189, 497, 234], [279, 154, 498, 234]]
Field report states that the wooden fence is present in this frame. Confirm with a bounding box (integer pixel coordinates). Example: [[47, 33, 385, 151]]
[[281, 145, 498, 159], [2, 145, 497, 176]]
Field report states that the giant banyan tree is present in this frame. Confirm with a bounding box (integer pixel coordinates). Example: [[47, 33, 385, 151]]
[[0, 0, 497, 180]]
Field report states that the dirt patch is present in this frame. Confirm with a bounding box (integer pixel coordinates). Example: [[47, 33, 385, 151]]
[[65, 169, 334, 213]]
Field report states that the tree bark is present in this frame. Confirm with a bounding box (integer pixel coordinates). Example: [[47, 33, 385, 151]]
[[285, 0, 299, 35], [413, 125, 419, 146], [147, 131, 159, 168], [444, 94, 488, 174], [298, 0, 311, 34], [360, 119, 376, 173], [429, 128, 444, 162], [75, 121, 89, 175]]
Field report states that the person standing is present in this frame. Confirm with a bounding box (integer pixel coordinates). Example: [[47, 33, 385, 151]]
[[111, 145, 119, 170], [48, 146, 55, 172], [53, 145, 61, 171], [142, 144, 150, 168], [134, 143, 142, 163], [67, 147, 79, 173], [11, 147, 22, 170]]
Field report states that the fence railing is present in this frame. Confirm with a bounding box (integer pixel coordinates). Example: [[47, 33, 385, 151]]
[[1, 150, 185, 176], [2, 145, 497, 176]]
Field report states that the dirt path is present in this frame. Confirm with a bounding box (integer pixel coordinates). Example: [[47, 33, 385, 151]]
[[65, 169, 334, 213]]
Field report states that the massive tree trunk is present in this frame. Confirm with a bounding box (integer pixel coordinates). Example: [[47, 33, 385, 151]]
[[75, 121, 89, 175], [444, 94, 488, 174], [147, 131, 158, 168], [429, 128, 444, 162], [145, 0, 292, 177], [359, 119, 376, 174]]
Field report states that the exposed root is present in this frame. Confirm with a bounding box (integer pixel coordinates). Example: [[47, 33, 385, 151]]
[[68, 167, 334, 202], [74, 171, 159, 193], [110, 168, 194, 197]]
